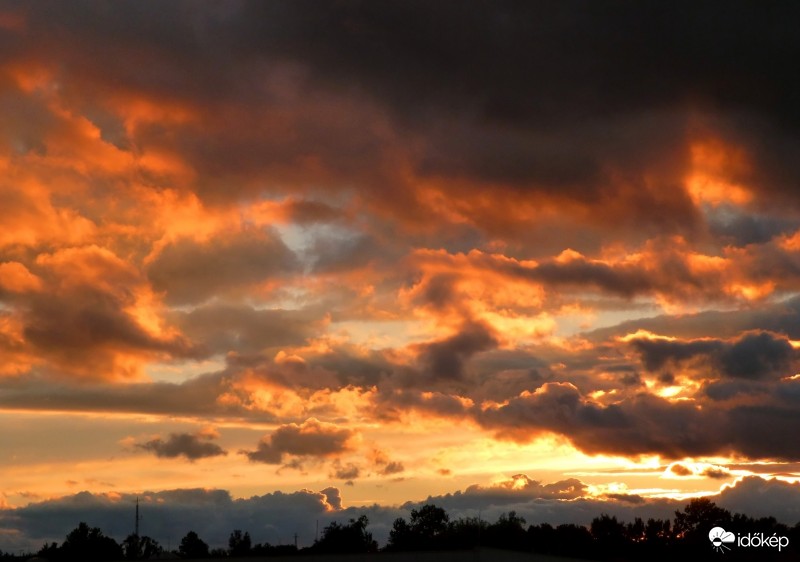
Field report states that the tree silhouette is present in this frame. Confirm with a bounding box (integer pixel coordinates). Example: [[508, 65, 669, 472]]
[[673, 496, 731, 551], [179, 530, 210, 558], [388, 503, 450, 550], [123, 533, 162, 560], [447, 516, 486, 549], [644, 517, 671, 546], [59, 522, 123, 561], [313, 515, 377, 553], [228, 529, 252, 556], [591, 514, 627, 558], [485, 511, 527, 550]]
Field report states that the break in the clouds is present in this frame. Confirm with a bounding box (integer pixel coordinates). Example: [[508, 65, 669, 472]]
[[3, 1, 800, 551]]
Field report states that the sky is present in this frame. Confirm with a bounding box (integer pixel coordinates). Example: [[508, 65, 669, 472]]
[[3, 0, 800, 552]]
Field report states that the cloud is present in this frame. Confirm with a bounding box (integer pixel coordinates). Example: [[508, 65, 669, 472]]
[[0, 487, 343, 552], [630, 330, 797, 380], [9, 246, 201, 380], [3, 2, 800, 532], [242, 419, 357, 464], [3, 476, 800, 553], [146, 227, 298, 305], [172, 303, 323, 355], [475, 380, 800, 459], [135, 430, 227, 461], [416, 322, 498, 381], [666, 462, 731, 480], [717, 477, 800, 524], [380, 461, 405, 476], [331, 462, 360, 481], [668, 463, 693, 477]]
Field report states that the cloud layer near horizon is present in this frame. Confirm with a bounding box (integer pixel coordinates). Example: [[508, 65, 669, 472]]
[[2, 475, 799, 553]]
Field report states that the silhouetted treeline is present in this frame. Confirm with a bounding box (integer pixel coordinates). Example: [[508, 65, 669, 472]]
[[29, 524, 297, 560], [383, 498, 800, 561], [11, 498, 800, 560]]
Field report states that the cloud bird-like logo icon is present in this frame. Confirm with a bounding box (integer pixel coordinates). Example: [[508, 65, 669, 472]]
[[709, 527, 735, 553]]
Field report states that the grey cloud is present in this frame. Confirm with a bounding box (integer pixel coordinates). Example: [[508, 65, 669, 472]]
[[332, 462, 361, 481], [3, 476, 800, 553], [630, 338, 722, 372], [173, 304, 322, 355], [147, 227, 298, 305], [417, 322, 497, 381], [476, 379, 800, 460], [707, 208, 800, 247], [717, 477, 800, 524], [630, 331, 796, 380], [718, 331, 795, 379], [0, 487, 342, 552], [310, 233, 380, 274], [243, 419, 356, 464], [374, 389, 471, 422], [136, 432, 226, 461], [586, 295, 800, 342], [379, 462, 404, 476], [603, 494, 645, 505]]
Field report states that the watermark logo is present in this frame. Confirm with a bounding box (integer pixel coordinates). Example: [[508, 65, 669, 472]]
[[709, 526, 790, 554], [709, 527, 735, 553]]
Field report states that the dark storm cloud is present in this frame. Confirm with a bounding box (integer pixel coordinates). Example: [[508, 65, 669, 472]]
[[21, 1, 800, 127], [242, 419, 356, 464], [703, 379, 769, 401], [707, 208, 800, 246], [136, 431, 226, 461], [8, 1, 798, 232], [529, 260, 653, 298], [227, 1, 800, 219], [147, 227, 298, 305], [477, 379, 800, 460], [417, 322, 498, 381], [630, 330, 796, 380]]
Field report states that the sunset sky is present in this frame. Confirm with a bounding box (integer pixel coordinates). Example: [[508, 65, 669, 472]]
[[3, 0, 800, 552]]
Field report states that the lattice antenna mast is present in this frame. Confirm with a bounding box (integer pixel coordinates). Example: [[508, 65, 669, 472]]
[[135, 497, 141, 537]]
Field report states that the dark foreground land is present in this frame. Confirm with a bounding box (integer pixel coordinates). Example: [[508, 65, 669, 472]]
[[153, 551, 590, 562]]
